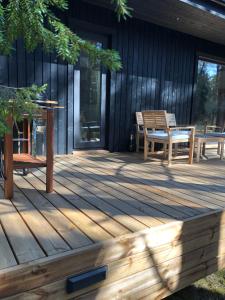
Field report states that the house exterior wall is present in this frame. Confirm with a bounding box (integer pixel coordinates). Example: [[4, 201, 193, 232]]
[[0, 0, 225, 153]]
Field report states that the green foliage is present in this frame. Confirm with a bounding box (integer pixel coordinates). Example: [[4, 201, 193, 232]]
[[195, 61, 218, 126], [0, 0, 132, 136], [0, 0, 132, 71], [111, 0, 133, 21], [0, 84, 47, 137]]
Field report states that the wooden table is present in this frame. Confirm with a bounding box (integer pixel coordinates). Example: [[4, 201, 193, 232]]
[[195, 134, 225, 162]]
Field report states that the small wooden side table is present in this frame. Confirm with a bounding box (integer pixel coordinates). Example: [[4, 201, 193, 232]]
[[195, 134, 225, 162]]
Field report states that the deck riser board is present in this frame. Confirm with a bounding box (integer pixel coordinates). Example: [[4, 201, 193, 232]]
[[0, 209, 224, 298]]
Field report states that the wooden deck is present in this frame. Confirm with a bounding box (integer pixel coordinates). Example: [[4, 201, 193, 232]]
[[0, 152, 225, 299]]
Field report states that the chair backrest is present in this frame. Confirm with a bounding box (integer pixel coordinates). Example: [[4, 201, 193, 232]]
[[166, 113, 176, 127], [136, 112, 144, 127], [205, 125, 223, 134], [142, 110, 168, 130]]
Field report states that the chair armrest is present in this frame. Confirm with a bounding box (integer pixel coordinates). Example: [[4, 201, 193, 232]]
[[167, 126, 195, 140], [206, 125, 221, 129], [205, 125, 223, 133], [168, 126, 195, 131], [168, 126, 195, 134]]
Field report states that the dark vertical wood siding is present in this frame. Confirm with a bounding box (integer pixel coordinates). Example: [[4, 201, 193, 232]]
[[0, 0, 225, 153]]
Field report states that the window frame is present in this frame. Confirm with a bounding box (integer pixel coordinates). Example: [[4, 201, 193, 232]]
[[191, 53, 225, 126]]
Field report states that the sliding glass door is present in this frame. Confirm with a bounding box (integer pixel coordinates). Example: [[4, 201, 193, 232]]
[[193, 58, 225, 128]]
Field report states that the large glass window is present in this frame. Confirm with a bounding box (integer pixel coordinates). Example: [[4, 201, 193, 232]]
[[193, 59, 225, 128]]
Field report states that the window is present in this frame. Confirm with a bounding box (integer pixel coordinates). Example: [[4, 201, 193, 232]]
[[193, 58, 225, 128]]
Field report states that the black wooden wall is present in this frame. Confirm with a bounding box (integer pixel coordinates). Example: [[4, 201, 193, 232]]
[[0, 44, 69, 154], [1, 0, 225, 153]]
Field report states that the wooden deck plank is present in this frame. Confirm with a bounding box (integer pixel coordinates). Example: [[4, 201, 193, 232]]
[[0, 188, 45, 264], [127, 163, 225, 206], [0, 214, 17, 270], [38, 169, 145, 234], [108, 153, 225, 206], [59, 159, 204, 217], [32, 170, 125, 239], [168, 161, 225, 193], [55, 161, 163, 227], [10, 182, 71, 256], [14, 175, 93, 249], [160, 163, 225, 185], [105, 151, 225, 188], [157, 167, 225, 202], [127, 157, 225, 204], [24, 173, 111, 242], [69, 157, 191, 220], [0, 152, 224, 298], [0, 226, 17, 270], [71, 156, 212, 215], [54, 163, 159, 228], [175, 166, 225, 188], [60, 158, 204, 218], [74, 155, 218, 211]]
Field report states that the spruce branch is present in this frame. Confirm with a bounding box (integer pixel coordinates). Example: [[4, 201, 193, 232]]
[[0, 0, 132, 71]]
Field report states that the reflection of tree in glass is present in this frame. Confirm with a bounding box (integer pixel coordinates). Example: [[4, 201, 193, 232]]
[[195, 61, 217, 126], [217, 65, 225, 127], [195, 60, 225, 128], [80, 47, 101, 142]]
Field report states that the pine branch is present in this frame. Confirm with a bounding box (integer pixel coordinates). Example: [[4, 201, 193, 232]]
[[0, 84, 47, 137], [111, 0, 132, 21], [0, 0, 132, 71]]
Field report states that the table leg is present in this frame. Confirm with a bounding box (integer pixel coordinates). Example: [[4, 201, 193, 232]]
[[202, 142, 206, 156], [174, 143, 178, 157], [220, 140, 224, 160], [163, 143, 167, 159], [196, 140, 201, 163], [168, 140, 173, 166], [217, 142, 221, 155]]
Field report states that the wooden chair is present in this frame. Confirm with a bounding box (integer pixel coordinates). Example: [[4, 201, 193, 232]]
[[135, 112, 144, 152], [142, 110, 195, 166], [203, 124, 225, 156], [166, 113, 177, 127], [136, 112, 176, 152], [166, 113, 179, 155]]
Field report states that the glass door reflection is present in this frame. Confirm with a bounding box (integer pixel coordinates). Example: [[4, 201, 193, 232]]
[[74, 33, 106, 149], [193, 58, 225, 128], [80, 44, 102, 143]]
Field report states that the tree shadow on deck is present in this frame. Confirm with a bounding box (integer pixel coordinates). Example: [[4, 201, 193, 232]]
[[1, 153, 224, 299], [85, 153, 225, 208], [57, 153, 225, 299]]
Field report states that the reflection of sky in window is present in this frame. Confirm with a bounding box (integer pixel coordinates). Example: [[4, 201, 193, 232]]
[[205, 62, 217, 77], [199, 60, 218, 78]]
